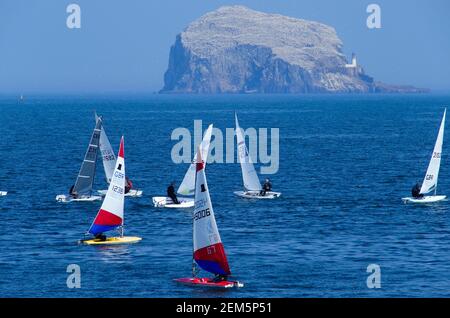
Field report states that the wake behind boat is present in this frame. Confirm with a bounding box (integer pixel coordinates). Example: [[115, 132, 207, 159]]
[[152, 124, 213, 209], [56, 117, 103, 203], [403, 109, 447, 204], [81, 137, 142, 245], [95, 113, 143, 198], [174, 148, 243, 289], [234, 113, 281, 200]]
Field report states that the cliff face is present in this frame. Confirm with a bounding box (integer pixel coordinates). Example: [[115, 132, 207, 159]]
[[161, 6, 426, 94]]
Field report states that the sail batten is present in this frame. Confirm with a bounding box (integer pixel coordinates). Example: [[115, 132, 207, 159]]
[[177, 124, 214, 196], [192, 148, 231, 276], [73, 118, 102, 195], [235, 114, 262, 192], [420, 109, 446, 195]]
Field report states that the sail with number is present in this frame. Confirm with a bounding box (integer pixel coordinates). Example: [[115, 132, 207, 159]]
[[73, 118, 102, 196], [193, 148, 231, 276], [89, 137, 125, 235], [177, 124, 214, 196], [235, 114, 262, 192], [95, 114, 117, 184], [420, 109, 446, 195]]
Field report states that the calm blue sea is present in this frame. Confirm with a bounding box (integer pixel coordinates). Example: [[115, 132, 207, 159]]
[[1, 94, 450, 298]]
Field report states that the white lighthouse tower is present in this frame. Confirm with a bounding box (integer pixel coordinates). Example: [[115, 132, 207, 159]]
[[345, 53, 357, 69]]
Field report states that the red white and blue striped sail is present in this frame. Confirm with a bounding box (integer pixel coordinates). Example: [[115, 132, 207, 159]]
[[88, 137, 126, 235], [193, 148, 231, 276]]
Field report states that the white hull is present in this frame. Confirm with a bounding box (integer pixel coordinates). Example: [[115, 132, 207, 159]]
[[234, 190, 281, 199], [98, 189, 143, 197], [56, 194, 103, 203], [152, 196, 194, 208], [0, 191, 7, 196], [402, 195, 447, 204]]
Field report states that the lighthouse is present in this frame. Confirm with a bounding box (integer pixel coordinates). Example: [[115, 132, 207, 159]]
[[345, 53, 357, 68]]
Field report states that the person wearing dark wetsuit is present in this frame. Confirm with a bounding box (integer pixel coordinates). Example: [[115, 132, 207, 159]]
[[260, 179, 272, 196], [125, 177, 133, 194], [213, 274, 228, 282], [167, 183, 180, 204], [69, 185, 78, 199], [95, 233, 107, 241], [412, 182, 424, 198]]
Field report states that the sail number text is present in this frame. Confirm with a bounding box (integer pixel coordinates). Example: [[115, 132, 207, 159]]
[[194, 208, 211, 221], [433, 152, 441, 159]]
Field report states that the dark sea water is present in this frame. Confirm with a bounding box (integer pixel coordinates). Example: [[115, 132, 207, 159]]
[[1, 94, 450, 298]]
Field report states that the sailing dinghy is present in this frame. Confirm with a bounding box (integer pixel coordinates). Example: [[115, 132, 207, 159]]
[[56, 118, 103, 203], [234, 114, 281, 199], [403, 109, 447, 204], [174, 148, 243, 288], [152, 124, 213, 209], [81, 137, 142, 245], [95, 114, 143, 198]]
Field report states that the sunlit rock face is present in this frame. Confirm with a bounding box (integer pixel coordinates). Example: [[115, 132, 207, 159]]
[[161, 6, 426, 94]]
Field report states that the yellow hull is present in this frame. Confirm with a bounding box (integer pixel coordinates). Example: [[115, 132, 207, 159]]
[[82, 236, 142, 245]]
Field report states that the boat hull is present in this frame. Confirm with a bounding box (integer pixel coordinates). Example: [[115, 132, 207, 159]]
[[152, 196, 194, 208], [98, 189, 143, 197], [0, 191, 7, 196], [402, 195, 447, 204], [81, 236, 142, 245], [234, 190, 281, 199], [174, 277, 243, 288], [56, 194, 102, 203]]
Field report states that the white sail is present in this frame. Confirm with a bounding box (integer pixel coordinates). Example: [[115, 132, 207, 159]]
[[193, 147, 231, 276], [95, 114, 117, 184], [177, 124, 213, 196], [235, 114, 262, 191], [420, 109, 446, 195], [88, 137, 125, 235]]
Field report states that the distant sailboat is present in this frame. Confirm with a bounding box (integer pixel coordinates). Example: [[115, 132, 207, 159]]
[[234, 114, 281, 199], [403, 109, 447, 204], [174, 147, 243, 288], [56, 117, 103, 202], [95, 113, 143, 198], [152, 124, 213, 209], [81, 137, 142, 245]]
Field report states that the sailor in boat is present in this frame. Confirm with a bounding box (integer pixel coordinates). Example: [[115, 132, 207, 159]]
[[213, 274, 228, 283], [125, 177, 133, 194], [411, 182, 424, 199], [69, 185, 78, 199], [167, 182, 180, 204], [260, 179, 272, 196], [95, 233, 107, 241]]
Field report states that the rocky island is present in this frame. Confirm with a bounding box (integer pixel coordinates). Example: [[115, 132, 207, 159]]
[[161, 6, 426, 94]]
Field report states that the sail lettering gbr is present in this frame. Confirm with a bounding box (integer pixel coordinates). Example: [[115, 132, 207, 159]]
[[114, 171, 124, 179]]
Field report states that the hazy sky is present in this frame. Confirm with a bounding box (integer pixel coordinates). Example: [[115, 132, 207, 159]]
[[1, 0, 449, 93]]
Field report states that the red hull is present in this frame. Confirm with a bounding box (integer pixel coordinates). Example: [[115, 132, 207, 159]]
[[174, 277, 243, 288]]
